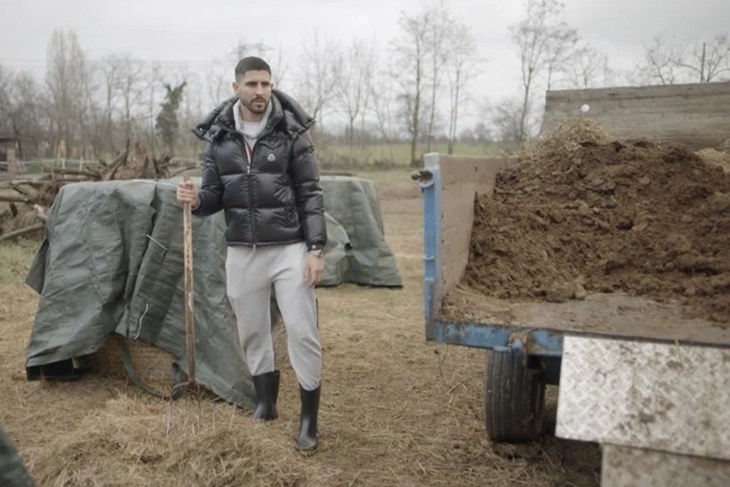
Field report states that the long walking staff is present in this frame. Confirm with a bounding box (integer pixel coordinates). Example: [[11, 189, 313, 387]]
[[182, 175, 197, 388], [167, 175, 205, 433]]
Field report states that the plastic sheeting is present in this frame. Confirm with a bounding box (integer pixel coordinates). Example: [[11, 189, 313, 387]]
[[24, 176, 400, 403], [321, 176, 402, 288]]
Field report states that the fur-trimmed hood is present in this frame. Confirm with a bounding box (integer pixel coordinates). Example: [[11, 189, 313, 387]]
[[191, 89, 314, 142]]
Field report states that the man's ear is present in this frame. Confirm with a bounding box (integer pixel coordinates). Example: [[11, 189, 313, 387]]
[[231, 81, 239, 94]]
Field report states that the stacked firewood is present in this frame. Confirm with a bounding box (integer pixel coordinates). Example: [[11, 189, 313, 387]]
[[0, 143, 195, 241]]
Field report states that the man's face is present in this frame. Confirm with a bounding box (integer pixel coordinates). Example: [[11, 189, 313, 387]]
[[233, 70, 273, 115]]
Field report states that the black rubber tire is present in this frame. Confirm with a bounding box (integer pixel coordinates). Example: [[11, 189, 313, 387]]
[[484, 349, 546, 443]]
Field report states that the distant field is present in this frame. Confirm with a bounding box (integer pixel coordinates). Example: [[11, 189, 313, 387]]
[[5, 141, 517, 176], [315, 141, 514, 168]]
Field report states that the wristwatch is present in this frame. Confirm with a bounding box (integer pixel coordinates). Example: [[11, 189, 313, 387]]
[[308, 247, 324, 258]]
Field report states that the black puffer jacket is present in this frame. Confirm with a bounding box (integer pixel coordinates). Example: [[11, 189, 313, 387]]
[[191, 90, 326, 250]]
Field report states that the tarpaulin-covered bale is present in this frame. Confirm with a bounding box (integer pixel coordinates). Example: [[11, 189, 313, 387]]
[[23, 176, 401, 401]]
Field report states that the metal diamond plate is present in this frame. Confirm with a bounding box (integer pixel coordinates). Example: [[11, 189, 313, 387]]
[[601, 445, 730, 487], [556, 336, 730, 460]]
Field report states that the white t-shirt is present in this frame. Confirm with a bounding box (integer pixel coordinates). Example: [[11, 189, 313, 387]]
[[233, 99, 272, 149]]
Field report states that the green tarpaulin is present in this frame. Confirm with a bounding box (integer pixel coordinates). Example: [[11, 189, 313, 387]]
[[24, 176, 401, 403], [320, 176, 402, 287]]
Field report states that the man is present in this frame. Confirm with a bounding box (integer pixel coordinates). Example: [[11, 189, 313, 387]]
[[177, 56, 325, 452]]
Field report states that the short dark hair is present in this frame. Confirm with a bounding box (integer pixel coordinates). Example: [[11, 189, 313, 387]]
[[235, 56, 271, 79]]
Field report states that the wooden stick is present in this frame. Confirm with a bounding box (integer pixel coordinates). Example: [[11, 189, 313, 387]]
[[9, 183, 33, 196], [0, 224, 44, 242], [4, 180, 46, 189], [182, 175, 196, 385], [0, 195, 30, 203], [45, 168, 102, 179], [102, 149, 129, 181], [46, 177, 87, 183]]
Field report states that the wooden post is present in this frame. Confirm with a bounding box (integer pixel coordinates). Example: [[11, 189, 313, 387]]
[[182, 175, 196, 385]]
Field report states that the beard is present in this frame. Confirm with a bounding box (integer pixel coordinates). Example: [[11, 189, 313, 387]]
[[245, 97, 268, 114]]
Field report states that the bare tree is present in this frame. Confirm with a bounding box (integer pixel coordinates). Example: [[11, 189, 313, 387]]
[[118, 57, 147, 145], [444, 24, 480, 154], [544, 23, 579, 90], [0, 66, 14, 135], [46, 29, 92, 158], [334, 39, 376, 166], [269, 46, 290, 88], [633, 33, 730, 86], [82, 60, 105, 158], [98, 55, 124, 154], [424, 4, 454, 153], [566, 44, 613, 88], [0, 68, 47, 158], [206, 58, 231, 107], [510, 0, 578, 141], [391, 10, 432, 166], [144, 62, 164, 154], [675, 33, 730, 82], [296, 32, 341, 130], [635, 36, 682, 85], [369, 69, 400, 155], [172, 64, 202, 156], [491, 97, 525, 144]]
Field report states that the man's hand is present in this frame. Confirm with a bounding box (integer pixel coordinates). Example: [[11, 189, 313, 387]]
[[304, 252, 325, 287], [176, 180, 199, 207]]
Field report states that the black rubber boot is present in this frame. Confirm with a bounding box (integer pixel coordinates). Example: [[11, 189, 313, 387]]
[[271, 370, 280, 408], [251, 371, 279, 420], [297, 385, 320, 452]]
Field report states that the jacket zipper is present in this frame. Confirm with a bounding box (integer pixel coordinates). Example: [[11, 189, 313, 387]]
[[242, 136, 257, 249]]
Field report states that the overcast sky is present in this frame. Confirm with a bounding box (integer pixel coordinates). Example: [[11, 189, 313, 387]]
[[1, 0, 729, 121]]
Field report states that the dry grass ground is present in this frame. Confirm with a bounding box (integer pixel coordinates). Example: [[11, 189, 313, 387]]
[[0, 169, 600, 486]]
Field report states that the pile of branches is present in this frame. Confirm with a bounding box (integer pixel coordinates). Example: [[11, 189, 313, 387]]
[[0, 142, 194, 242]]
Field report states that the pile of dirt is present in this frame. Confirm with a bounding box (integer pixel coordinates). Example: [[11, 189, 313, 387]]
[[464, 119, 730, 323], [697, 148, 730, 173], [520, 118, 613, 164]]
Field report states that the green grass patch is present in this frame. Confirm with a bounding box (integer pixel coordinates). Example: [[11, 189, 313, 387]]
[[0, 240, 40, 284]]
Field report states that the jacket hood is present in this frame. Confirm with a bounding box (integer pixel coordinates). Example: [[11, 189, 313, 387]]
[[192, 89, 314, 142]]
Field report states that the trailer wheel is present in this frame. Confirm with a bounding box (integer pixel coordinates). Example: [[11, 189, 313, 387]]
[[484, 348, 546, 442]]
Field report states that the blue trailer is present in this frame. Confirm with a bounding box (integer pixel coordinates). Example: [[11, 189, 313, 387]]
[[413, 153, 730, 446]]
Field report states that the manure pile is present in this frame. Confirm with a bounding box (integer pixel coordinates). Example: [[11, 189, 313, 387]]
[[465, 119, 730, 323]]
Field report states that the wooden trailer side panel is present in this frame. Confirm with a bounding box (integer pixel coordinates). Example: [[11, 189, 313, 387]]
[[428, 154, 512, 298], [542, 82, 730, 149]]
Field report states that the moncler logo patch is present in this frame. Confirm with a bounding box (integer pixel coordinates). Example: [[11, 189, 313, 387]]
[[267, 153, 276, 162]]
